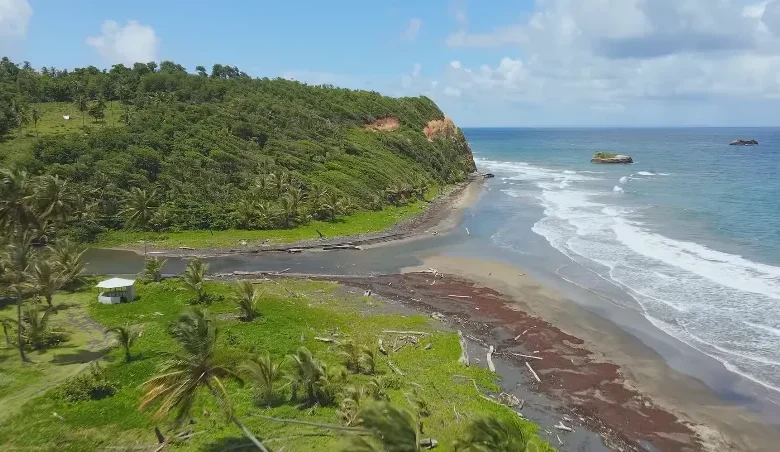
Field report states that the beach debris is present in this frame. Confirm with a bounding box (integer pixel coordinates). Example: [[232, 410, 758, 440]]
[[453, 405, 463, 422], [423, 343, 432, 350], [382, 330, 429, 335], [239, 240, 247, 246], [498, 392, 520, 407], [448, 294, 471, 299], [557, 434, 564, 446], [457, 330, 470, 366], [52, 412, 65, 421], [412, 297, 422, 302], [518, 399, 525, 410], [364, 290, 372, 297], [518, 273, 525, 277], [509, 352, 543, 361], [287, 248, 303, 254], [430, 312, 445, 321], [277, 268, 291, 274], [420, 438, 438, 449], [525, 361, 541, 383], [178, 246, 195, 250], [300, 332, 305, 343], [486, 345, 496, 372], [554, 422, 573, 432], [515, 326, 536, 340], [314, 336, 336, 343], [378, 339, 388, 355], [387, 360, 405, 376]]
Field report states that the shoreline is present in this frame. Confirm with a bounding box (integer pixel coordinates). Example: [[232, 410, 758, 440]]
[[401, 256, 780, 451], [110, 176, 485, 259]]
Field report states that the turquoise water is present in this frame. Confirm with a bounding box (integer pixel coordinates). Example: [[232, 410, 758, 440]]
[[465, 128, 780, 394]]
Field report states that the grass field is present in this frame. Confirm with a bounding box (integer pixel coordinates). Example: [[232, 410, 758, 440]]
[[0, 101, 126, 166], [0, 278, 551, 451], [96, 201, 428, 249]]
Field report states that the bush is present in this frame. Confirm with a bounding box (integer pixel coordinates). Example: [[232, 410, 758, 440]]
[[57, 363, 118, 402], [593, 152, 618, 159]]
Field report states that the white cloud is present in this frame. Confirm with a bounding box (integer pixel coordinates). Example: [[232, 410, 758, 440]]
[[86, 20, 160, 65], [436, 0, 780, 121], [403, 17, 422, 41], [443, 86, 462, 97], [0, 0, 32, 39]]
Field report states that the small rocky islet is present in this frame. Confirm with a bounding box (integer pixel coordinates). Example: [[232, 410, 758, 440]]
[[590, 152, 633, 164]]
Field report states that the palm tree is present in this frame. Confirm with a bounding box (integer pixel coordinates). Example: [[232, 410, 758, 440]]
[[338, 385, 367, 426], [22, 304, 53, 351], [320, 191, 342, 221], [360, 346, 377, 375], [32, 259, 64, 309], [75, 92, 88, 126], [32, 175, 75, 226], [278, 195, 296, 228], [139, 308, 268, 451], [1, 318, 16, 345], [271, 171, 288, 198], [122, 187, 158, 230], [106, 323, 141, 362], [182, 259, 208, 303], [31, 107, 40, 136], [345, 402, 431, 451], [239, 353, 281, 406], [51, 239, 86, 288], [339, 340, 362, 374], [307, 184, 328, 206], [0, 167, 35, 231], [286, 346, 343, 405], [453, 416, 531, 452], [143, 256, 167, 282], [233, 280, 259, 321], [3, 231, 36, 361], [232, 199, 258, 229]]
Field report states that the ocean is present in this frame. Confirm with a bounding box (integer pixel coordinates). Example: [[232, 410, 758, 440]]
[[464, 127, 780, 396]]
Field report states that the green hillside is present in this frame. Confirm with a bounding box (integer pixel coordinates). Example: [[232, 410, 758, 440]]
[[0, 58, 475, 244]]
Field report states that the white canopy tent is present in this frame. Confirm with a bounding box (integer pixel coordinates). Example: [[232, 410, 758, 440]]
[[96, 278, 136, 304]]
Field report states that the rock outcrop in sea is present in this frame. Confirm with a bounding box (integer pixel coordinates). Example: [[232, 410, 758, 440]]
[[730, 139, 758, 146], [591, 154, 633, 164]]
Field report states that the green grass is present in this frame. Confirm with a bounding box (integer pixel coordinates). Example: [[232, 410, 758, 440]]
[[593, 152, 618, 159], [96, 200, 429, 249], [0, 279, 553, 451], [0, 102, 127, 166]]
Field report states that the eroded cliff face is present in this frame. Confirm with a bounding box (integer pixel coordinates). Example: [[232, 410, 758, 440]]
[[425, 116, 477, 173]]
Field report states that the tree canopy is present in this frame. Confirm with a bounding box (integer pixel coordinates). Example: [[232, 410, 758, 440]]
[[0, 57, 476, 241]]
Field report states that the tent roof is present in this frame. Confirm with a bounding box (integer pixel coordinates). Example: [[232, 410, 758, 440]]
[[96, 278, 136, 289]]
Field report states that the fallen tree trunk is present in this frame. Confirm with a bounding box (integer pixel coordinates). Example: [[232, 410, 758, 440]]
[[486, 345, 496, 372], [525, 361, 541, 383], [509, 352, 542, 361]]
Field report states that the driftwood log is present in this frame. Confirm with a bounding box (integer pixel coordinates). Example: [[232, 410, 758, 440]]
[[457, 331, 469, 366], [486, 345, 496, 372]]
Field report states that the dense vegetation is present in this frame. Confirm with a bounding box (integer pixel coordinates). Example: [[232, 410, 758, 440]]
[[0, 57, 475, 244]]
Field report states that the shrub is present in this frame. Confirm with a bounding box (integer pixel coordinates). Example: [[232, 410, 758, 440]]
[[593, 151, 618, 159], [58, 363, 118, 402]]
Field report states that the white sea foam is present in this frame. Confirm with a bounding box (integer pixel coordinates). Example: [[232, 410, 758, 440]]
[[636, 171, 656, 176], [477, 157, 780, 392], [613, 185, 624, 193], [619, 176, 629, 184]]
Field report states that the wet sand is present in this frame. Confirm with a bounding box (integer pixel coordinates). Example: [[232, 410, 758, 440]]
[[396, 257, 780, 451]]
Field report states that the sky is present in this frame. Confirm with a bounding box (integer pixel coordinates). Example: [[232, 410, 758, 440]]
[[2, 0, 780, 127]]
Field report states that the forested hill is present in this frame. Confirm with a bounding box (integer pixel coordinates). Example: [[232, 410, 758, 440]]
[[0, 58, 476, 242]]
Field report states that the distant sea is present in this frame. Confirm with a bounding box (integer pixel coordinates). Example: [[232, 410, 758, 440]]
[[464, 128, 780, 394]]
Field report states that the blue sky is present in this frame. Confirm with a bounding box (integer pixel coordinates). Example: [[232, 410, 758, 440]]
[[3, 0, 780, 127]]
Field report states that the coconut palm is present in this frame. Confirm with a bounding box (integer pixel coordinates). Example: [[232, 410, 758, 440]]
[[32, 258, 64, 309], [3, 231, 36, 361], [287, 187, 304, 214], [232, 199, 257, 229], [271, 171, 288, 198], [339, 339, 362, 374], [360, 346, 377, 375], [0, 167, 35, 231], [51, 239, 86, 288], [345, 402, 431, 452], [319, 191, 342, 221], [338, 385, 367, 426], [31, 107, 40, 136], [307, 184, 328, 206], [143, 256, 167, 282], [254, 174, 270, 198], [139, 307, 268, 451], [233, 280, 259, 321], [121, 187, 157, 230], [32, 175, 76, 226], [278, 195, 296, 228], [239, 352, 281, 406], [286, 346, 344, 405], [22, 304, 53, 351], [106, 323, 141, 362], [452, 416, 532, 452], [182, 259, 208, 303]]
